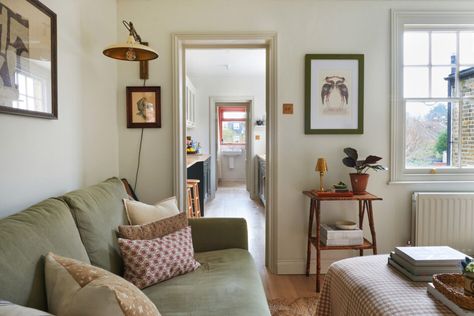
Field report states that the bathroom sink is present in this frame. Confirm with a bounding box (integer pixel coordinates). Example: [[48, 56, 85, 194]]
[[221, 148, 243, 156]]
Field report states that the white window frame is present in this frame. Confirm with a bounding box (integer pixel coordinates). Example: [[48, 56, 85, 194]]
[[391, 10, 474, 183]]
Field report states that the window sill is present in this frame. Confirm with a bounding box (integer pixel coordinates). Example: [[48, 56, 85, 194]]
[[388, 180, 474, 185]]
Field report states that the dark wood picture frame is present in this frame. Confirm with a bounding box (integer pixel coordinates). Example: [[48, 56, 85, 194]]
[[126, 86, 161, 128], [0, 0, 58, 119], [305, 54, 364, 134]]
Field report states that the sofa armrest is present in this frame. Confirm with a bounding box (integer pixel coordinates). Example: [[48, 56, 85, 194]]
[[188, 217, 248, 252]]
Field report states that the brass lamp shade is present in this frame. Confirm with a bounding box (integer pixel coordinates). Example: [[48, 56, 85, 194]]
[[315, 158, 328, 173], [103, 35, 158, 61], [315, 158, 328, 192]]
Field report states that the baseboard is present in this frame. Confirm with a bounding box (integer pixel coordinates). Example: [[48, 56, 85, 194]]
[[276, 251, 355, 274]]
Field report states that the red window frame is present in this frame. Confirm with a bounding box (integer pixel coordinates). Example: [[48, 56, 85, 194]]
[[218, 106, 246, 145]]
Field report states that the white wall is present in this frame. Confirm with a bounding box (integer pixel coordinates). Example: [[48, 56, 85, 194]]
[[0, 0, 119, 218], [116, 0, 474, 273], [186, 75, 266, 156]]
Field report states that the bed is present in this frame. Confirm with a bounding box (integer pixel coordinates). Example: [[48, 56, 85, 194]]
[[316, 255, 455, 315]]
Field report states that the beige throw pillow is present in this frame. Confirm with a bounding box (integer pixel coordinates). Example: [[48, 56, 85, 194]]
[[44, 252, 160, 316], [124, 197, 180, 225], [118, 211, 188, 240]]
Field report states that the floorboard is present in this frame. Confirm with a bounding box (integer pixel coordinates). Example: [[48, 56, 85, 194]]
[[205, 181, 319, 300]]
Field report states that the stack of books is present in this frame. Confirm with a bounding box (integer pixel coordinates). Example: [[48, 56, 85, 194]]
[[388, 246, 465, 282], [320, 224, 363, 246]]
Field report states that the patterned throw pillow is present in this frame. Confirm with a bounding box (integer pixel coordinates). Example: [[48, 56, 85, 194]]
[[118, 226, 200, 289], [118, 212, 188, 240], [124, 197, 180, 225], [45, 253, 160, 316]]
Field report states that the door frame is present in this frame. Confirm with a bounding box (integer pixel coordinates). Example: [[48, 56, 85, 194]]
[[171, 33, 278, 272], [211, 99, 254, 197]]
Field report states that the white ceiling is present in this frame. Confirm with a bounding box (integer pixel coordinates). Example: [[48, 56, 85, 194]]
[[186, 49, 266, 77]]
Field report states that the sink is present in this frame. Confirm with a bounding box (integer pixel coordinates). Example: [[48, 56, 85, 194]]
[[221, 148, 243, 156]]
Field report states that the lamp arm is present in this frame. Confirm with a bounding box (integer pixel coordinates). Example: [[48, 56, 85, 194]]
[[122, 20, 143, 44]]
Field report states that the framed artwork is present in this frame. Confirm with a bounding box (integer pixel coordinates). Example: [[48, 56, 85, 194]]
[[0, 0, 57, 119], [305, 54, 364, 134], [126, 86, 161, 128]]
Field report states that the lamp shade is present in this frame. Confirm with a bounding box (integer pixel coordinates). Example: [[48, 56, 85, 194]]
[[315, 158, 328, 173], [103, 35, 158, 61]]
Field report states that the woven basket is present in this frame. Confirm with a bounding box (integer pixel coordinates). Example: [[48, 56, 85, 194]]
[[433, 274, 474, 311]]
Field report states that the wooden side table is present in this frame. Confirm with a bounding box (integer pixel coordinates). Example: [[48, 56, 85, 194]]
[[302, 190, 382, 292]]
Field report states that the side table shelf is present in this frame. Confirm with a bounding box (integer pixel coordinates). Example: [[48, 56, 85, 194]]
[[311, 237, 373, 251], [303, 190, 382, 292]]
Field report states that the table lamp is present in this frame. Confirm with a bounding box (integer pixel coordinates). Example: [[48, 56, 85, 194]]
[[315, 158, 328, 192]]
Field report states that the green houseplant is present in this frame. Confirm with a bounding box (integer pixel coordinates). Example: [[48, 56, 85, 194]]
[[342, 147, 386, 194], [461, 257, 474, 296]]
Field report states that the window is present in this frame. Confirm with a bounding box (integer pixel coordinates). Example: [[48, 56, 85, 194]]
[[391, 11, 474, 182], [219, 107, 246, 144], [12, 69, 48, 112]]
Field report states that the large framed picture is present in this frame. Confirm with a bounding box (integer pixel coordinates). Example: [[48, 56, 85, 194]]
[[126, 86, 161, 128], [305, 54, 364, 134], [0, 0, 57, 119]]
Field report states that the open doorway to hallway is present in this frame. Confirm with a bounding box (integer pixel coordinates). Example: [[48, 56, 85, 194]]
[[184, 48, 267, 271]]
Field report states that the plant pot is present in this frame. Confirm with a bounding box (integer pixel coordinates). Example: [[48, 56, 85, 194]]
[[464, 272, 474, 296], [349, 173, 369, 195]]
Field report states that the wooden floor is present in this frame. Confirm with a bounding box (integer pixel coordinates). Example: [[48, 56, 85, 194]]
[[205, 181, 319, 300]]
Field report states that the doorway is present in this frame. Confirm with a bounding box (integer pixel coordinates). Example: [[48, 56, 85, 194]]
[[172, 33, 277, 272]]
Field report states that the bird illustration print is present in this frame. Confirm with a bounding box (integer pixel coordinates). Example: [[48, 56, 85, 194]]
[[335, 77, 349, 105], [321, 77, 335, 105]]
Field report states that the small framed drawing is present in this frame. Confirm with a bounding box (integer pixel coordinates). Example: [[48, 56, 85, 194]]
[[305, 54, 364, 134], [126, 86, 161, 128], [0, 0, 57, 119]]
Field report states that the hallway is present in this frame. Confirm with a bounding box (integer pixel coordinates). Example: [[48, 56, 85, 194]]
[[204, 181, 318, 300]]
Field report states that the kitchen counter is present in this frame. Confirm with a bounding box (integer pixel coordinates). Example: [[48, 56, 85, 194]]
[[186, 154, 211, 168]]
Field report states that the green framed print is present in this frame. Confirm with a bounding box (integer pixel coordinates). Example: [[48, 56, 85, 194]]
[[305, 54, 364, 134]]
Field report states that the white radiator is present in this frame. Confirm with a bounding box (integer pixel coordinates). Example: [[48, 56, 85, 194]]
[[412, 192, 474, 256]]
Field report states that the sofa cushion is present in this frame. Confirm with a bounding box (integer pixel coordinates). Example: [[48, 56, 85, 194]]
[[0, 198, 90, 311], [124, 196, 180, 225], [119, 226, 200, 289], [118, 212, 188, 240], [142, 249, 271, 316], [60, 177, 129, 275], [0, 301, 53, 315], [45, 252, 160, 316]]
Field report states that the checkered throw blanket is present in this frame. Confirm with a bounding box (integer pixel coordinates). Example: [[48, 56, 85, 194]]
[[316, 255, 455, 315]]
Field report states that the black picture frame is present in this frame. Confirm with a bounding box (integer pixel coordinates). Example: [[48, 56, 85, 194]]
[[126, 86, 161, 128], [0, 0, 58, 119]]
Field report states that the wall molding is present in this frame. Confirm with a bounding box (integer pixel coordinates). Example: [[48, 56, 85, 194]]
[[171, 32, 279, 273]]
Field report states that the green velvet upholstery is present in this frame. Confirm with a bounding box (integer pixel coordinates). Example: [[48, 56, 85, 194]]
[[60, 177, 129, 275], [0, 178, 269, 315], [0, 199, 90, 311], [188, 218, 248, 252], [143, 249, 270, 316]]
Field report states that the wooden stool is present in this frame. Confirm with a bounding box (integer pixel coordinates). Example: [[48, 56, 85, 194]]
[[187, 179, 201, 218], [186, 184, 194, 217]]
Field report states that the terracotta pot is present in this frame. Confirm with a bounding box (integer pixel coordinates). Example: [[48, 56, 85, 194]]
[[464, 272, 474, 296], [349, 173, 369, 195]]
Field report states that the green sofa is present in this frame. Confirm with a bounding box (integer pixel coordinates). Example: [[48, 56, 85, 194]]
[[0, 178, 270, 315]]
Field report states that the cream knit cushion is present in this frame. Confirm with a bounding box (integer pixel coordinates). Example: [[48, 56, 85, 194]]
[[124, 197, 180, 225], [44, 253, 160, 316]]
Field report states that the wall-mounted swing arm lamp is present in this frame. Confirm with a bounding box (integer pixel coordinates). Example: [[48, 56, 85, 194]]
[[103, 20, 158, 62]]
